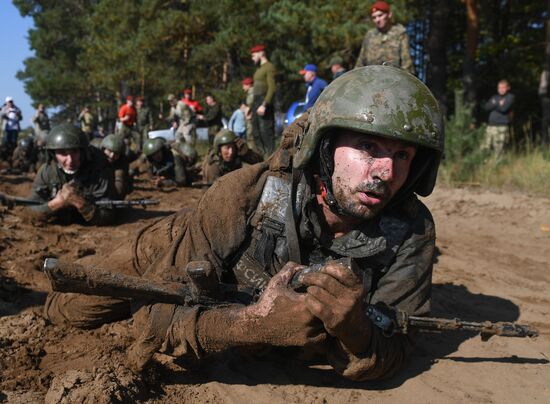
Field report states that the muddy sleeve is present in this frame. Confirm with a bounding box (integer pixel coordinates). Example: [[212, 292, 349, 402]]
[[173, 155, 188, 186], [202, 155, 222, 184], [113, 168, 129, 199], [327, 205, 435, 381]]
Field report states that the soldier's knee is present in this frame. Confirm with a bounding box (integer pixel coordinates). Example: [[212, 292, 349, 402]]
[[44, 292, 131, 329]]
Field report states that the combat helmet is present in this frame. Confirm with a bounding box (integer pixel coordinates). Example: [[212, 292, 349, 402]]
[[142, 138, 165, 157], [294, 65, 444, 198], [18, 136, 34, 150], [101, 134, 125, 155], [46, 123, 89, 150], [213, 129, 237, 152], [173, 142, 198, 164]]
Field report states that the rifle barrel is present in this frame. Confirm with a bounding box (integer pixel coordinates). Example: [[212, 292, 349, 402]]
[[407, 315, 538, 338]]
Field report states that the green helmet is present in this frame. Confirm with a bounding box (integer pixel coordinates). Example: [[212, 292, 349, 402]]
[[173, 142, 198, 163], [101, 134, 125, 155], [295, 65, 444, 196], [18, 136, 34, 150], [46, 123, 89, 150], [143, 138, 165, 157], [213, 129, 237, 152]]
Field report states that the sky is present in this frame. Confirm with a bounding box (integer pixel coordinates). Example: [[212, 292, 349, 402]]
[[0, 2, 35, 128]]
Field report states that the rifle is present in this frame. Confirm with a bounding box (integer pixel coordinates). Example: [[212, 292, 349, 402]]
[[0, 192, 159, 209], [94, 199, 159, 208], [191, 181, 213, 188], [43, 257, 538, 340]]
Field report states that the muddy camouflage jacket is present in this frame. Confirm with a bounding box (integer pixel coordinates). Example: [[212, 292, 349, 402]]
[[355, 23, 414, 74], [202, 138, 264, 183], [29, 146, 117, 225], [134, 115, 435, 381]]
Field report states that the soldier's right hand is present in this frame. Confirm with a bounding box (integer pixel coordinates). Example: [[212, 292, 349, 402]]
[[244, 262, 328, 347]]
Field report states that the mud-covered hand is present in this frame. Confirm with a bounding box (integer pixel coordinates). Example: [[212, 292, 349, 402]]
[[301, 261, 371, 354], [244, 262, 327, 347]]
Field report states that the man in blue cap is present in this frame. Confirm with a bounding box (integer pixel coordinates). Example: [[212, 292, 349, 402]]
[[300, 64, 327, 111]]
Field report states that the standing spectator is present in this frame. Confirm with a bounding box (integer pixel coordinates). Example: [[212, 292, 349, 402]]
[[1, 97, 23, 159], [78, 105, 96, 140], [33, 104, 51, 138], [251, 44, 276, 156], [481, 80, 515, 157], [197, 94, 222, 146], [329, 56, 347, 81], [228, 101, 248, 138], [241, 77, 256, 150], [300, 64, 328, 111], [118, 96, 139, 151], [355, 1, 414, 74], [182, 89, 202, 114], [539, 69, 550, 147], [136, 96, 154, 151]]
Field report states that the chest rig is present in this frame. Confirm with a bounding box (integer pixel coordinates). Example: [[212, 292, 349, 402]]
[[232, 175, 304, 292]]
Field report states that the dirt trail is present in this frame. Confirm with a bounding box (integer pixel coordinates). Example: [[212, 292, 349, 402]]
[[1, 175, 549, 403]]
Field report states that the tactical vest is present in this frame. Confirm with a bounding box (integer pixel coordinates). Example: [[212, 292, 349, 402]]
[[231, 174, 416, 298]]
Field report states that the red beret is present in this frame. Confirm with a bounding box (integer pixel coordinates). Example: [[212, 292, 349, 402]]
[[250, 44, 265, 53], [241, 77, 253, 86], [371, 1, 390, 13], [136, 96, 144, 102], [183, 88, 192, 95], [126, 95, 133, 101]]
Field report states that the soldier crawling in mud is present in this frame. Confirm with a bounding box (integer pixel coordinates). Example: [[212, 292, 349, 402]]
[[11, 137, 38, 173], [131, 138, 193, 188], [202, 129, 263, 183], [44, 66, 444, 381], [27, 123, 117, 225], [100, 134, 132, 199]]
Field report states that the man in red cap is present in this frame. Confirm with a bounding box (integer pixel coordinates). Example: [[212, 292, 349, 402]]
[[250, 44, 276, 157], [355, 1, 414, 73], [182, 88, 202, 114], [241, 77, 255, 149], [118, 96, 139, 150]]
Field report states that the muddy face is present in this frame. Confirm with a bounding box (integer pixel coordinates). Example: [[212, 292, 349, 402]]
[[331, 131, 416, 220]]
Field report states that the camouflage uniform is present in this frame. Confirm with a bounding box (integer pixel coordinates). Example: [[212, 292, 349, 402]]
[[355, 23, 414, 73], [136, 105, 154, 151], [202, 136, 263, 183], [44, 66, 443, 381], [79, 111, 96, 139], [29, 146, 117, 225]]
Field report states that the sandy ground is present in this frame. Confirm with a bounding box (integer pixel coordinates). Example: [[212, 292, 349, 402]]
[[1, 173, 549, 403]]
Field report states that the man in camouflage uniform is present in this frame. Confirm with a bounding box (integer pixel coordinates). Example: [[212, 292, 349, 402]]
[[78, 106, 96, 140], [241, 77, 256, 150], [28, 123, 117, 225], [165, 94, 195, 145], [135, 97, 154, 152], [101, 134, 132, 199], [43, 66, 443, 381], [131, 138, 191, 188], [202, 129, 263, 183], [11, 137, 38, 173], [355, 1, 414, 74]]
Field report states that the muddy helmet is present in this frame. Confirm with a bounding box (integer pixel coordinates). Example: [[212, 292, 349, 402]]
[[101, 134, 125, 155], [294, 65, 444, 197], [142, 138, 165, 157], [173, 142, 198, 163], [46, 123, 89, 150], [213, 129, 237, 152]]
